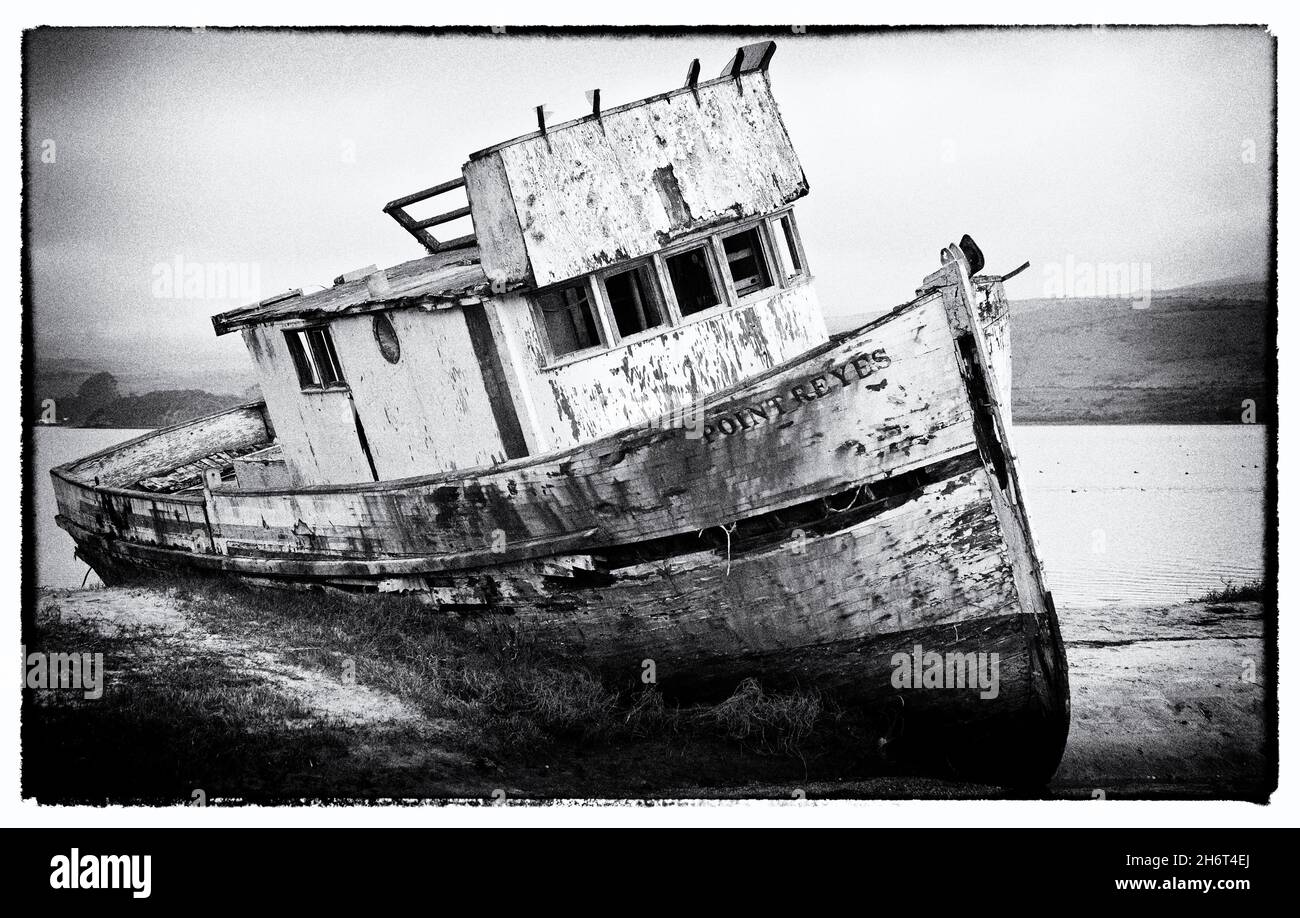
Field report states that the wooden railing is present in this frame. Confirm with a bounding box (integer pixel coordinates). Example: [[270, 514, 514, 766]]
[[382, 177, 477, 254], [51, 403, 274, 554]]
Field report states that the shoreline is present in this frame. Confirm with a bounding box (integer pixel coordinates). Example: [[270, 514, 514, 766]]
[[23, 585, 1270, 803]]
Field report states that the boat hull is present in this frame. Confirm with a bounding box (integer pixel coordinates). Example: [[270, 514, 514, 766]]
[[53, 260, 1070, 784]]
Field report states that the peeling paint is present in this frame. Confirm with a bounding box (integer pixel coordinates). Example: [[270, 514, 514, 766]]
[[468, 70, 806, 289]]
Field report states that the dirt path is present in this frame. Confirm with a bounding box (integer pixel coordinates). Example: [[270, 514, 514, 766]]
[[39, 587, 426, 728]]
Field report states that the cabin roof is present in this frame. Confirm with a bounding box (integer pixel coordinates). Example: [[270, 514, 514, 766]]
[[211, 247, 494, 336]]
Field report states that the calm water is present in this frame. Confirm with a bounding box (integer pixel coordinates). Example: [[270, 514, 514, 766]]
[[1013, 424, 1267, 606], [31, 425, 1267, 606], [33, 427, 152, 590]]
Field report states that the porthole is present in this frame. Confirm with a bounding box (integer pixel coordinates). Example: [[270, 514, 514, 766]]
[[373, 313, 401, 363]]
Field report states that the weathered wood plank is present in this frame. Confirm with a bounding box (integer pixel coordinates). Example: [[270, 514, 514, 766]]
[[974, 276, 1012, 423], [54, 483, 213, 554], [329, 307, 511, 479], [53, 403, 270, 489], [465, 70, 807, 288], [480, 462, 1015, 669]]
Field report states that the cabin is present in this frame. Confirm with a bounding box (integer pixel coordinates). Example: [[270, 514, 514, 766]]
[[212, 42, 829, 489]]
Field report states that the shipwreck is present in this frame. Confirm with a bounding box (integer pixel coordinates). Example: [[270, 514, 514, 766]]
[[52, 42, 1070, 783]]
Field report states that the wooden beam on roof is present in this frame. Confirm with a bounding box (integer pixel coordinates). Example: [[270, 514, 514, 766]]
[[412, 205, 472, 230], [727, 47, 746, 80], [383, 177, 466, 212], [720, 40, 777, 79], [211, 290, 302, 336], [382, 176, 476, 254]]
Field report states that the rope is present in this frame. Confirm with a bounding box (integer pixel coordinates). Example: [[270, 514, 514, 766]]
[[824, 485, 865, 514], [698, 523, 739, 575]]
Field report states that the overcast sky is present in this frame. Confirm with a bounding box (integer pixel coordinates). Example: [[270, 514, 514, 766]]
[[25, 26, 1274, 381]]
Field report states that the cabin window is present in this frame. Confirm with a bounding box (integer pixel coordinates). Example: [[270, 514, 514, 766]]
[[536, 281, 602, 358], [665, 245, 720, 316], [284, 327, 346, 390], [721, 227, 773, 298], [772, 214, 804, 278], [373, 313, 401, 363], [602, 262, 665, 338]]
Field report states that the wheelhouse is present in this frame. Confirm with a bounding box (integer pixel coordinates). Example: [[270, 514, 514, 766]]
[[212, 41, 829, 488]]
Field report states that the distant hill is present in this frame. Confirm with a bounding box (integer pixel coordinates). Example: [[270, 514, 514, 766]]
[[1157, 275, 1269, 300], [82, 389, 251, 428], [824, 277, 1271, 423], [29, 370, 255, 428], [34, 356, 256, 409]]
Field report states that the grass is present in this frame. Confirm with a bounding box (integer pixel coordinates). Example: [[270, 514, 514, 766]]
[[1194, 579, 1266, 604], [169, 579, 663, 748], [704, 678, 822, 756], [24, 578, 888, 802], [167, 576, 844, 755]]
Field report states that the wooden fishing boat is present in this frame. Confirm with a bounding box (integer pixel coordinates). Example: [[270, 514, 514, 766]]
[[52, 42, 1069, 783]]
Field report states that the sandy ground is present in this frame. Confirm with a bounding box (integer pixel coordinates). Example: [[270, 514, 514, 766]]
[[1051, 601, 1268, 797], [31, 587, 1269, 800]]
